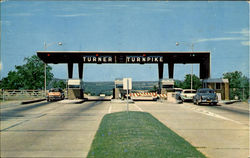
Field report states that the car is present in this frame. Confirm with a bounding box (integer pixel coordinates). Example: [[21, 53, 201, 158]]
[[193, 88, 218, 105], [180, 89, 196, 102], [47, 88, 65, 102]]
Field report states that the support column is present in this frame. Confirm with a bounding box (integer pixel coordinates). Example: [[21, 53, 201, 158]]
[[68, 63, 73, 79], [168, 62, 174, 79], [158, 63, 164, 94], [200, 60, 210, 79], [78, 63, 84, 79]]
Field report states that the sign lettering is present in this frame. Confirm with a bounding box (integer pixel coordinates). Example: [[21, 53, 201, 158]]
[[83, 56, 164, 63]]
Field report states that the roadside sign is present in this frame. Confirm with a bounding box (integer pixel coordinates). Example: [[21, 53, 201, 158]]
[[123, 78, 132, 90]]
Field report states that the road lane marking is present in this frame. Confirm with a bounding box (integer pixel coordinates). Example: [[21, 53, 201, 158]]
[[181, 104, 243, 125], [134, 104, 144, 112], [108, 104, 112, 113], [193, 107, 243, 125]]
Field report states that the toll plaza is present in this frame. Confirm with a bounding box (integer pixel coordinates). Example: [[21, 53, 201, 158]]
[[37, 51, 211, 99]]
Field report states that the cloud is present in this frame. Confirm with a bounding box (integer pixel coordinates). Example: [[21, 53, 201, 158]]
[[195, 37, 247, 43], [227, 28, 249, 37], [196, 28, 249, 46], [55, 13, 90, 17], [0, 20, 11, 25], [0, 0, 8, 3], [241, 41, 250, 46], [226, 28, 249, 46], [9, 13, 33, 17]]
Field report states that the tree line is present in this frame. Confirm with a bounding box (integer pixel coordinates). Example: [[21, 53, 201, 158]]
[[0, 55, 65, 90]]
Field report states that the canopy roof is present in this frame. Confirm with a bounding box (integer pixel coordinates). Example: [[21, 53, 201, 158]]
[[37, 51, 210, 64]]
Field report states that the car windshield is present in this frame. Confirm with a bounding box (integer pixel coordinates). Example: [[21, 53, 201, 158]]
[[200, 90, 214, 93], [49, 88, 62, 92], [184, 91, 196, 93], [49, 89, 60, 92]]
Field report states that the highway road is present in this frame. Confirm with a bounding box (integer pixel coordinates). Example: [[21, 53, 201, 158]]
[[0, 99, 249, 158], [1, 100, 111, 157]]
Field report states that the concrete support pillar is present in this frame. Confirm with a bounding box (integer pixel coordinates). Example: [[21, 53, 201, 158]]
[[68, 63, 73, 79], [158, 63, 164, 94], [200, 60, 210, 79], [78, 63, 84, 79], [168, 62, 174, 79]]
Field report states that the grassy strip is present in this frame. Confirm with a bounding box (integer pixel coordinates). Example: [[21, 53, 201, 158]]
[[87, 111, 206, 158]]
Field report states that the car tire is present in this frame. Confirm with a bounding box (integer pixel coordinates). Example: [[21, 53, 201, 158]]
[[197, 99, 200, 105], [213, 103, 217, 106], [193, 99, 196, 104]]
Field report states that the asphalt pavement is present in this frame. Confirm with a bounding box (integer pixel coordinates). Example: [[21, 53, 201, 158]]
[[1, 99, 249, 158], [1, 100, 111, 157], [134, 101, 249, 158]]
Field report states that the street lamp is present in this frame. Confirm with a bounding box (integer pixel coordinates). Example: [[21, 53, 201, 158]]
[[44, 42, 62, 96], [176, 42, 194, 90]]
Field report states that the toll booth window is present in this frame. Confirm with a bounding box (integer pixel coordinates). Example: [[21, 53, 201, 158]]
[[216, 83, 221, 90], [116, 84, 123, 88], [69, 85, 80, 88], [184, 90, 196, 94], [163, 85, 174, 88]]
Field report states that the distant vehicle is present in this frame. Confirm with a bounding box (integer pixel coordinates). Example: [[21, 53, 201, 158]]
[[100, 94, 105, 97], [173, 88, 183, 93], [47, 88, 65, 102], [193, 88, 218, 105], [180, 89, 196, 102]]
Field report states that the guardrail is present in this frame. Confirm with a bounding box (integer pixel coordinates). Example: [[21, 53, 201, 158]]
[[0, 89, 68, 101], [0, 89, 45, 101]]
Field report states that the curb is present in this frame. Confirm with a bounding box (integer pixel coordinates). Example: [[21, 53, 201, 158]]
[[21, 99, 46, 104]]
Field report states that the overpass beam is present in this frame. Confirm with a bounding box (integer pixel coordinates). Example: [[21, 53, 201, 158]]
[[168, 62, 174, 79], [158, 63, 164, 94], [68, 63, 73, 79], [78, 63, 84, 79]]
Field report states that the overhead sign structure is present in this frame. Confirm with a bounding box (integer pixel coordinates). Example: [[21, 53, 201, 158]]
[[37, 51, 211, 94], [37, 51, 211, 80], [123, 78, 132, 90]]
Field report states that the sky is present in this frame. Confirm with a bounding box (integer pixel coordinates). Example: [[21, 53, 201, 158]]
[[1, 1, 249, 81]]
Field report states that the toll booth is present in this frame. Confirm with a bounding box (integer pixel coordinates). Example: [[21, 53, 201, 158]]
[[113, 78, 128, 99], [203, 78, 229, 100], [67, 79, 84, 99], [113, 78, 124, 99], [161, 79, 175, 93]]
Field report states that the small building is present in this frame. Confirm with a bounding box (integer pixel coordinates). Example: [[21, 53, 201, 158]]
[[161, 78, 175, 93], [113, 78, 125, 99], [202, 78, 229, 100], [67, 79, 84, 99]]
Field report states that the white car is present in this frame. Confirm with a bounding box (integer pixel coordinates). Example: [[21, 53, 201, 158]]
[[180, 89, 196, 102]]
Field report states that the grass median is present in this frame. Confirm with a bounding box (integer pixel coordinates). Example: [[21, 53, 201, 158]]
[[87, 111, 206, 158]]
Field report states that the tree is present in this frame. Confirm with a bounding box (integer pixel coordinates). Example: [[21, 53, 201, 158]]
[[51, 80, 66, 89], [181, 74, 202, 90], [0, 55, 53, 90], [174, 80, 183, 88], [223, 71, 249, 100]]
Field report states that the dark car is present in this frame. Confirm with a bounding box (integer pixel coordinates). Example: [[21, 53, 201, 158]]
[[47, 88, 65, 102], [193, 88, 218, 105]]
